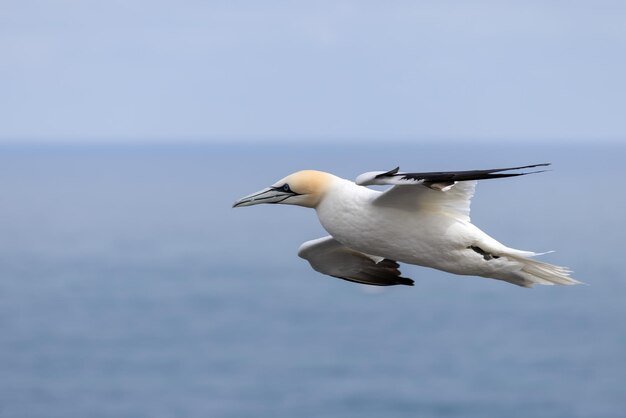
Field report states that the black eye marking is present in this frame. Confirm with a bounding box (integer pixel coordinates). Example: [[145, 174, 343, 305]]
[[271, 183, 300, 196]]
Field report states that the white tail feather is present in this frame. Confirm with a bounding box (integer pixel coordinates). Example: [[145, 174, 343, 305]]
[[504, 253, 581, 287]]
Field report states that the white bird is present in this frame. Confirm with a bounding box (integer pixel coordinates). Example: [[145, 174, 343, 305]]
[[233, 164, 579, 288]]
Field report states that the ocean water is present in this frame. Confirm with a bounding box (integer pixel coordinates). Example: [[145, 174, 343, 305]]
[[0, 142, 625, 418]]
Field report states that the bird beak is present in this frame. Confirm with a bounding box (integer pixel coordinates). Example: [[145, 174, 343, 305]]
[[232, 187, 293, 208]]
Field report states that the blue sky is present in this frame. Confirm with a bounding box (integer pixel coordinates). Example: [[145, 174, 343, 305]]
[[1, 0, 625, 143]]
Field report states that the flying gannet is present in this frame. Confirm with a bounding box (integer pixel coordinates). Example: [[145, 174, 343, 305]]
[[233, 164, 579, 288]]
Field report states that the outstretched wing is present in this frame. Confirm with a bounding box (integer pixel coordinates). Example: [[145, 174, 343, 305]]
[[298, 236, 414, 286], [356, 163, 550, 222], [356, 163, 550, 189]]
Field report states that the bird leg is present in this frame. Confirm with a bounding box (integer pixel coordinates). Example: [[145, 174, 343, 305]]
[[468, 245, 500, 261]]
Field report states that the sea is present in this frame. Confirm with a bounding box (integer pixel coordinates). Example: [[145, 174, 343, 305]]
[[0, 141, 625, 418]]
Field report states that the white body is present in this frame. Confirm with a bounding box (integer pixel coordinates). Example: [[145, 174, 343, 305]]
[[234, 166, 578, 288], [316, 177, 500, 276]]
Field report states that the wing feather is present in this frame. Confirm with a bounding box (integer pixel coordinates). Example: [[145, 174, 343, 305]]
[[356, 163, 550, 222], [356, 163, 550, 187], [298, 236, 413, 286], [373, 181, 477, 222]]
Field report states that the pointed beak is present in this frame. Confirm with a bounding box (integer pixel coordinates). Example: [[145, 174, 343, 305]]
[[232, 187, 293, 208]]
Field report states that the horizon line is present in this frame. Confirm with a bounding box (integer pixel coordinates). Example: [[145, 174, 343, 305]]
[[0, 135, 625, 146]]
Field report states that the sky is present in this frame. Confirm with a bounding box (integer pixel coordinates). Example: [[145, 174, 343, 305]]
[[1, 0, 625, 143]]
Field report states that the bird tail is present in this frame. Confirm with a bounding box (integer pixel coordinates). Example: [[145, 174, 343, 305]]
[[498, 252, 581, 288]]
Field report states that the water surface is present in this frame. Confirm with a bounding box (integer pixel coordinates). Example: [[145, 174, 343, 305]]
[[0, 142, 624, 418]]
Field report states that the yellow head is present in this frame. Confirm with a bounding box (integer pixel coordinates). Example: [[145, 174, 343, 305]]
[[232, 170, 334, 209]]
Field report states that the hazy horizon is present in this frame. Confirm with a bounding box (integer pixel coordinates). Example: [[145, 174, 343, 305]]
[[1, 136, 624, 146]]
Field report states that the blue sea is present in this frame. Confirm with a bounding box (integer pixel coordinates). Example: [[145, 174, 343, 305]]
[[1, 142, 625, 418]]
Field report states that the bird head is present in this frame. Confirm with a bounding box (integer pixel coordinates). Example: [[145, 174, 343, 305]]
[[232, 170, 333, 209]]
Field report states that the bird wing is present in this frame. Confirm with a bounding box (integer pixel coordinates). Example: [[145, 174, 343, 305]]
[[297, 236, 414, 286], [375, 180, 477, 222], [356, 163, 550, 188], [356, 164, 550, 222]]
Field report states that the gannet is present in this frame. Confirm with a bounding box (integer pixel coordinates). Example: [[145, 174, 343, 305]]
[[233, 164, 579, 288]]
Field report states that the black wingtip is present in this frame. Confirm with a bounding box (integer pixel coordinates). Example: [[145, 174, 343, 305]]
[[375, 166, 400, 178], [517, 164, 551, 176], [485, 168, 551, 179], [524, 169, 551, 175], [397, 277, 415, 286], [517, 163, 551, 169], [475, 163, 552, 176]]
